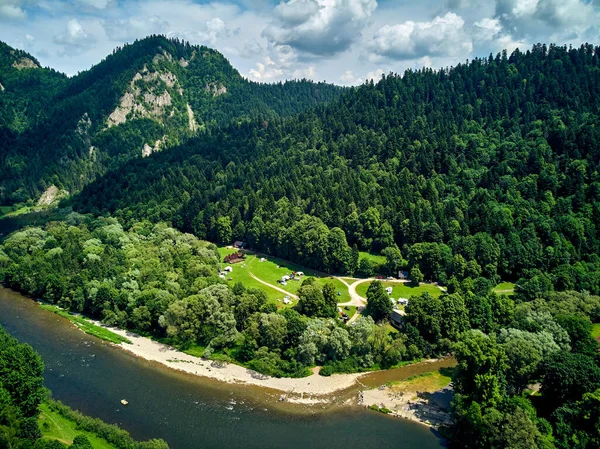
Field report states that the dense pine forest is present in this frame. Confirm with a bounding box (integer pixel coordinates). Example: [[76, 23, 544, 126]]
[[74, 43, 600, 297], [0, 36, 343, 204]]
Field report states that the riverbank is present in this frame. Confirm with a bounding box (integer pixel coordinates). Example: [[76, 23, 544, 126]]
[[94, 321, 362, 400], [359, 370, 454, 429], [0, 286, 446, 449], [32, 292, 453, 423], [87, 318, 455, 430]]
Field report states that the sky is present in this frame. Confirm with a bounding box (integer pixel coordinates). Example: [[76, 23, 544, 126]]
[[1, 0, 599, 85]]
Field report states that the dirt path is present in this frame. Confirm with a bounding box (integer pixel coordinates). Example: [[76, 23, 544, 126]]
[[248, 272, 299, 299], [339, 277, 412, 307]]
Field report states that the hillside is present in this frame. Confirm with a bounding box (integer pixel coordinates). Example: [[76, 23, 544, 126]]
[[0, 36, 343, 205], [74, 43, 600, 294]]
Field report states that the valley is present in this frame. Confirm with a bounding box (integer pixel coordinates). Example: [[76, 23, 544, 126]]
[[1, 33, 600, 449]]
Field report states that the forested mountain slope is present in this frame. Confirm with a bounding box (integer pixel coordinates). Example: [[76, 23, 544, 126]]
[[75, 44, 600, 293], [0, 36, 343, 204]]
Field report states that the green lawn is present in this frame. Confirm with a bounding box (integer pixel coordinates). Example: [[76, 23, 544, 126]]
[[217, 247, 352, 305], [315, 277, 351, 303], [40, 304, 131, 345], [358, 252, 386, 274], [217, 245, 240, 259], [356, 281, 442, 300], [493, 282, 516, 293], [219, 255, 283, 302], [592, 323, 600, 340], [386, 368, 453, 392], [339, 305, 358, 320], [38, 403, 117, 449]]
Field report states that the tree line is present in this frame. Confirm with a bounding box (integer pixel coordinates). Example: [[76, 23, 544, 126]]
[[73, 44, 600, 298]]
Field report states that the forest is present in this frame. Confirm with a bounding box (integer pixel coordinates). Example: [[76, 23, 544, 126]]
[[2, 39, 600, 448], [72, 43, 600, 299], [0, 36, 343, 204], [1, 214, 599, 448]]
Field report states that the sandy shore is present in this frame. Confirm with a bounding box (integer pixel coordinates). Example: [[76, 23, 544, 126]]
[[84, 319, 453, 429], [95, 323, 362, 400], [360, 385, 453, 428]]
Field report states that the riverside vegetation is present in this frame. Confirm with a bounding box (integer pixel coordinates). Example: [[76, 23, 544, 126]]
[[1, 37, 600, 448], [0, 325, 169, 449]]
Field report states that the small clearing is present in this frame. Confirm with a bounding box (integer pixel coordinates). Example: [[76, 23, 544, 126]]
[[493, 282, 515, 294], [37, 185, 68, 206], [361, 368, 454, 428], [38, 403, 117, 449], [355, 281, 442, 300], [592, 323, 600, 341]]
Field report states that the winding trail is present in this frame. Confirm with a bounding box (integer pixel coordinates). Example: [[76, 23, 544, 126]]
[[248, 272, 299, 299]]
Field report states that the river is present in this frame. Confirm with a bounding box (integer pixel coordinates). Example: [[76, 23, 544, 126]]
[[0, 287, 445, 449], [0, 214, 444, 449]]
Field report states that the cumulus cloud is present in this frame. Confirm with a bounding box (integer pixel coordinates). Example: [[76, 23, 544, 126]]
[[248, 56, 285, 81], [0, 0, 26, 19], [339, 67, 384, 86], [103, 16, 169, 41], [495, 0, 597, 38], [472, 16, 528, 54], [242, 39, 264, 58], [246, 42, 316, 81], [76, 0, 112, 9], [263, 0, 378, 57], [173, 17, 239, 47], [368, 12, 473, 61], [473, 17, 502, 41], [53, 18, 96, 53]]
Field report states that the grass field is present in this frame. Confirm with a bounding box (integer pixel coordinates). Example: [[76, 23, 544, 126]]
[[38, 403, 117, 449], [386, 368, 453, 393], [339, 305, 358, 320], [493, 282, 516, 293], [592, 323, 600, 340], [40, 304, 131, 345], [356, 281, 442, 300], [217, 247, 351, 305], [358, 251, 386, 269]]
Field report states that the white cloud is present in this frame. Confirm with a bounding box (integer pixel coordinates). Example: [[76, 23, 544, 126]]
[[473, 17, 502, 41], [472, 16, 528, 54], [53, 18, 96, 53], [0, 0, 26, 19], [77, 0, 112, 9], [242, 39, 264, 58], [290, 64, 316, 79], [103, 16, 169, 42], [1, 0, 599, 86], [248, 56, 285, 81], [339, 67, 384, 85], [495, 0, 598, 38], [274, 0, 320, 25], [368, 12, 473, 61], [263, 0, 378, 57]]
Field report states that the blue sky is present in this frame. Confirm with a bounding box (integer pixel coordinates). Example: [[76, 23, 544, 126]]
[[1, 0, 599, 84]]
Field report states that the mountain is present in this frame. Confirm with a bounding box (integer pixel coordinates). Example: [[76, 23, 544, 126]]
[[75, 43, 600, 293], [0, 35, 344, 205]]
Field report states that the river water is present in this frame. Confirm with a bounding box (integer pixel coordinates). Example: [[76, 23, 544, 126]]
[[0, 215, 444, 449], [0, 288, 446, 449]]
